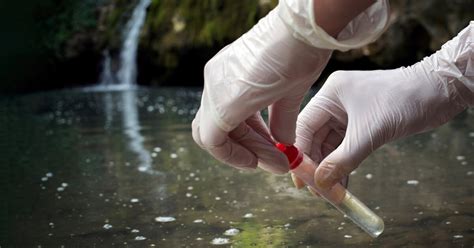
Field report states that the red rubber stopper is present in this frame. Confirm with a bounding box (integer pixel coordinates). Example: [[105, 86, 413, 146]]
[[276, 143, 303, 170]]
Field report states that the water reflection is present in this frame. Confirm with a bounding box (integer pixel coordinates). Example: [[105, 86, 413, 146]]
[[119, 90, 153, 173], [3, 89, 473, 247], [102, 89, 159, 174]]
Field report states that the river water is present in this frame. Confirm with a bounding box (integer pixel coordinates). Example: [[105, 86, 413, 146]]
[[1, 88, 473, 247]]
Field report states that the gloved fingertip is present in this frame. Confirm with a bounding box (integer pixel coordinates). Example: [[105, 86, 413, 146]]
[[291, 173, 306, 189], [314, 161, 340, 191], [234, 153, 258, 170]]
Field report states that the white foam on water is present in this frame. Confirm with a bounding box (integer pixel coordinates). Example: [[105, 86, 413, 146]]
[[243, 213, 254, 218], [57, 187, 64, 192], [46, 172, 53, 177], [193, 219, 204, 223], [61, 183, 68, 187], [456, 155, 465, 161], [131, 229, 139, 233], [155, 216, 176, 222], [130, 198, 139, 203], [453, 235, 463, 239], [407, 180, 419, 185], [365, 173, 373, 179], [210, 237, 231, 245], [224, 228, 240, 236], [344, 235, 352, 239], [41, 177, 48, 182], [153, 147, 162, 152], [186, 193, 192, 197], [134, 236, 146, 241], [103, 224, 113, 229]]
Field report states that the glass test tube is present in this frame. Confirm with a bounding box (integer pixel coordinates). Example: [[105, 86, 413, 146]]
[[276, 144, 384, 238]]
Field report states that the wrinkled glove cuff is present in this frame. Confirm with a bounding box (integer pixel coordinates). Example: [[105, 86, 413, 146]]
[[278, 0, 390, 52], [423, 21, 474, 107]]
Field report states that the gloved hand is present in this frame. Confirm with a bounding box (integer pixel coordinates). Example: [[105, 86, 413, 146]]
[[192, 0, 389, 174], [293, 21, 473, 190]]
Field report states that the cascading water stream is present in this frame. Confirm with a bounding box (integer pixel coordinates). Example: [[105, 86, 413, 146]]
[[100, 0, 151, 88], [95, 0, 154, 174]]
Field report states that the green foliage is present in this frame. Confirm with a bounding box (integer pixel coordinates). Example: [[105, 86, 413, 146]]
[[141, 0, 276, 70], [34, 0, 100, 57]]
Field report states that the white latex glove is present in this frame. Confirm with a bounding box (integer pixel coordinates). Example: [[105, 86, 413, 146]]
[[192, 0, 389, 174], [295, 21, 473, 190]]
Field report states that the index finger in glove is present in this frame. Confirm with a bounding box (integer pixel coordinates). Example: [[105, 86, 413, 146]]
[[192, 110, 258, 169]]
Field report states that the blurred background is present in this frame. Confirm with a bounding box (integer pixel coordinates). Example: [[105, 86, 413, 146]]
[[1, 0, 473, 93]]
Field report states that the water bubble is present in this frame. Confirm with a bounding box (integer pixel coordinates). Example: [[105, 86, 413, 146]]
[[130, 198, 139, 203], [134, 236, 146, 241], [57, 187, 65, 192], [103, 224, 113, 229], [453, 235, 463, 239], [155, 216, 176, 223], [344, 235, 352, 239], [456, 156, 465, 161], [243, 213, 254, 218], [406, 180, 419, 185], [131, 229, 140, 233], [41, 177, 48, 182], [467, 171, 473, 176], [153, 147, 162, 152], [186, 193, 192, 198], [61, 183, 68, 187], [151, 152, 157, 158], [210, 237, 231, 245], [193, 219, 204, 223], [215, 197, 221, 201], [224, 228, 240, 236], [445, 221, 451, 225], [469, 132, 474, 137], [46, 172, 53, 177], [365, 174, 373, 179], [187, 186, 194, 190], [170, 153, 178, 159], [196, 237, 203, 241]]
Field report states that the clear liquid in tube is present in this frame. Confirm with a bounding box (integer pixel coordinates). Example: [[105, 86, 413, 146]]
[[292, 154, 384, 238]]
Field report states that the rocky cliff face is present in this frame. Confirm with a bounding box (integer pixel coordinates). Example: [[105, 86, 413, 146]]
[[3, 0, 473, 93]]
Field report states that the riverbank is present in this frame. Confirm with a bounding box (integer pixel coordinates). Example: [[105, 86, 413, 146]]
[[1, 0, 472, 93]]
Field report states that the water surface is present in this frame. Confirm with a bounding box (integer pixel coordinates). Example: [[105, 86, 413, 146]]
[[1, 88, 473, 247]]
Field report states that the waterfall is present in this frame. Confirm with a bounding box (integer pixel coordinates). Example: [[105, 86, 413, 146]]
[[99, 0, 151, 89]]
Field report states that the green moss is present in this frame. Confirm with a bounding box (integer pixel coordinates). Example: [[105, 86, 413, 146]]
[[233, 222, 287, 247]]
